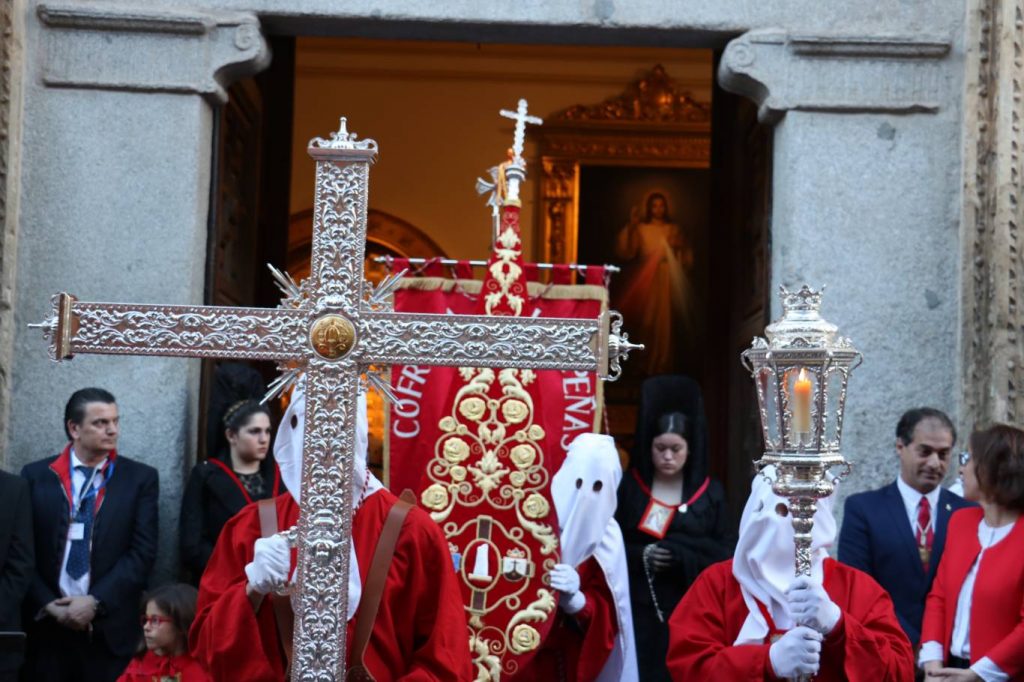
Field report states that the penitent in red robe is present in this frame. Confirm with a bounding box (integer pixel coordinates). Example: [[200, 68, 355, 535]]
[[190, 490, 473, 682], [666, 558, 914, 682], [513, 557, 618, 682]]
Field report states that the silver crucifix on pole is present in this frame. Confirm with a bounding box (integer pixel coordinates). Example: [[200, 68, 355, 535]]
[[31, 117, 641, 681]]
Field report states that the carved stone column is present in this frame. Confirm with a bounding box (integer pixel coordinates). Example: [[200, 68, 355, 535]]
[[717, 30, 961, 495], [960, 0, 1024, 429]]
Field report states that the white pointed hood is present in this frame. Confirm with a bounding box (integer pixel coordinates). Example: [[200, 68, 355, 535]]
[[273, 379, 383, 620], [551, 433, 638, 682], [731, 465, 837, 644]]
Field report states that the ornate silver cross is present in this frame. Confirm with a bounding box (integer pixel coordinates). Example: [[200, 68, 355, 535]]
[[31, 118, 639, 681]]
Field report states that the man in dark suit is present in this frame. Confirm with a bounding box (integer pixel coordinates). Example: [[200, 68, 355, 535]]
[[838, 407, 973, 650], [20, 387, 159, 681], [0, 470, 33, 682]]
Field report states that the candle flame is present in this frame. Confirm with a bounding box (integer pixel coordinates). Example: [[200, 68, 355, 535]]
[[798, 367, 808, 382]]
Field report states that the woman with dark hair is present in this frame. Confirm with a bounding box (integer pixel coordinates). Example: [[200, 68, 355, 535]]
[[615, 375, 736, 682], [179, 400, 285, 581], [920, 424, 1024, 681], [117, 583, 210, 681]]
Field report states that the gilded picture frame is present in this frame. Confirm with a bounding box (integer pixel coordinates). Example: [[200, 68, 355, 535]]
[[536, 64, 712, 267]]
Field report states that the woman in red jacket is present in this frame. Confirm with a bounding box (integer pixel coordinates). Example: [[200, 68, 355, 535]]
[[920, 424, 1024, 681]]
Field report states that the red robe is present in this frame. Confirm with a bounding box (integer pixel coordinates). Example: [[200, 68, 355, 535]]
[[666, 558, 913, 682], [190, 490, 473, 681], [513, 557, 618, 682], [117, 651, 213, 682]]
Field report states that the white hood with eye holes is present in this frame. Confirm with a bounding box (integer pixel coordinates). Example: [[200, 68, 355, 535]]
[[273, 379, 383, 622], [551, 433, 638, 682], [732, 465, 837, 645]]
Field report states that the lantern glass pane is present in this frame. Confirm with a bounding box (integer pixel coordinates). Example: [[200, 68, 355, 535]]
[[822, 368, 846, 447], [758, 366, 781, 447]]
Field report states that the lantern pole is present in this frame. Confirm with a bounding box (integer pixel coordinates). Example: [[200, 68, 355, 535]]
[[741, 285, 862, 680]]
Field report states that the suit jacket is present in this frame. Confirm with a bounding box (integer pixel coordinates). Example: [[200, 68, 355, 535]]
[[20, 446, 159, 658], [0, 470, 33, 672], [838, 480, 974, 647], [921, 506, 1024, 676]]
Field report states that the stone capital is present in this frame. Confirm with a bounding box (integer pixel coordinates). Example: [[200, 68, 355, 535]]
[[36, 2, 270, 104], [718, 30, 952, 123]]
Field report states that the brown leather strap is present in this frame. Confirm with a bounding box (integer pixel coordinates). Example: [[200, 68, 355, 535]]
[[347, 490, 416, 681], [257, 498, 294, 677]]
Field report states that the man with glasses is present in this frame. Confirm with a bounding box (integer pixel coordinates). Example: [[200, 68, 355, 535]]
[[838, 408, 974, 654]]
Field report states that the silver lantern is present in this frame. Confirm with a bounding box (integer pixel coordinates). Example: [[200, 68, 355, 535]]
[[741, 285, 863, 577]]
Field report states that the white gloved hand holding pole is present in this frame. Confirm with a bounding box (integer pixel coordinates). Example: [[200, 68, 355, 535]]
[[786, 576, 841, 635], [768, 626, 823, 678], [550, 563, 586, 614], [244, 535, 292, 595]]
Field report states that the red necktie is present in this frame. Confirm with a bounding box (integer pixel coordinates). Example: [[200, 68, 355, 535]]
[[916, 496, 933, 571]]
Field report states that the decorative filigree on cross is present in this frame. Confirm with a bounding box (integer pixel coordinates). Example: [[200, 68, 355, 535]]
[[31, 117, 640, 681]]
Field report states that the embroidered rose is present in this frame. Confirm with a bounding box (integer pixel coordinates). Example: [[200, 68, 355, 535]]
[[459, 397, 487, 422], [501, 399, 529, 424], [510, 624, 541, 653], [420, 484, 449, 511], [509, 471, 526, 487], [450, 466, 467, 482], [509, 444, 536, 469], [443, 437, 470, 463], [523, 493, 550, 519]]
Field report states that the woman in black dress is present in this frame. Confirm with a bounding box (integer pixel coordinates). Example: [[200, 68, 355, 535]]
[[615, 375, 736, 682], [179, 400, 284, 581]]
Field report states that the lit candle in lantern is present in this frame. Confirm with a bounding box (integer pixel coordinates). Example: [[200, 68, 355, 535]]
[[792, 368, 812, 434]]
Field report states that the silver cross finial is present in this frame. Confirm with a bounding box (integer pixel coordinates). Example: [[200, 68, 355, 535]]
[[499, 98, 543, 161]]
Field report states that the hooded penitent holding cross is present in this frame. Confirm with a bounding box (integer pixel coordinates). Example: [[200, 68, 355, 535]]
[[190, 383, 473, 681]]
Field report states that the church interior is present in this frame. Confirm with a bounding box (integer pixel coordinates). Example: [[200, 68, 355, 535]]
[[207, 36, 772, 518]]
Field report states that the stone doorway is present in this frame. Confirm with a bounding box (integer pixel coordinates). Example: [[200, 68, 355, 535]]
[[206, 35, 771, 516]]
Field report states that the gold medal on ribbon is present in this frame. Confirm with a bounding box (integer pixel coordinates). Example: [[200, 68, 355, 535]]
[[918, 544, 931, 568]]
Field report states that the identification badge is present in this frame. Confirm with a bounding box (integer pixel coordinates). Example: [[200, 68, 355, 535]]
[[69, 522, 85, 540], [638, 497, 676, 539]]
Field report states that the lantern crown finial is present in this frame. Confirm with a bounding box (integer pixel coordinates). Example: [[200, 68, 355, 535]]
[[781, 284, 824, 315], [763, 284, 840, 349]]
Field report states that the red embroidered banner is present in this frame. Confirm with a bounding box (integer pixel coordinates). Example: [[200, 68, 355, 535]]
[[385, 206, 606, 677], [387, 286, 604, 493]]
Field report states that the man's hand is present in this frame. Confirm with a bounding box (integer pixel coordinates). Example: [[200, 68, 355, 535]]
[[786, 576, 841, 635], [43, 598, 70, 625], [64, 595, 98, 630], [245, 535, 291, 596], [550, 564, 586, 614], [645, 544, 674, 572], [768, 626, 823, 678], [925, 669, 981, 681], [921, 659, 943, 680]]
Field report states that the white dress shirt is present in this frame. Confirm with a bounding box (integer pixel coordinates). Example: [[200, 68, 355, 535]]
[[918, 518, 1015, 682], [896, 475, 941, 538], [58, 448, 107, 597]]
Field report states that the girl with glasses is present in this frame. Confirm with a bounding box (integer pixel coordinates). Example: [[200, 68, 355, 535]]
[[117, 583, 211, 681]]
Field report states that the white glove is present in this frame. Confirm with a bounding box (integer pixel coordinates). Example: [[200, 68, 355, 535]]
[[769, 626, 823, 678], [244, 535, 292, 595], [550, 563, 586, 614], [786, 576, 841, 635]]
